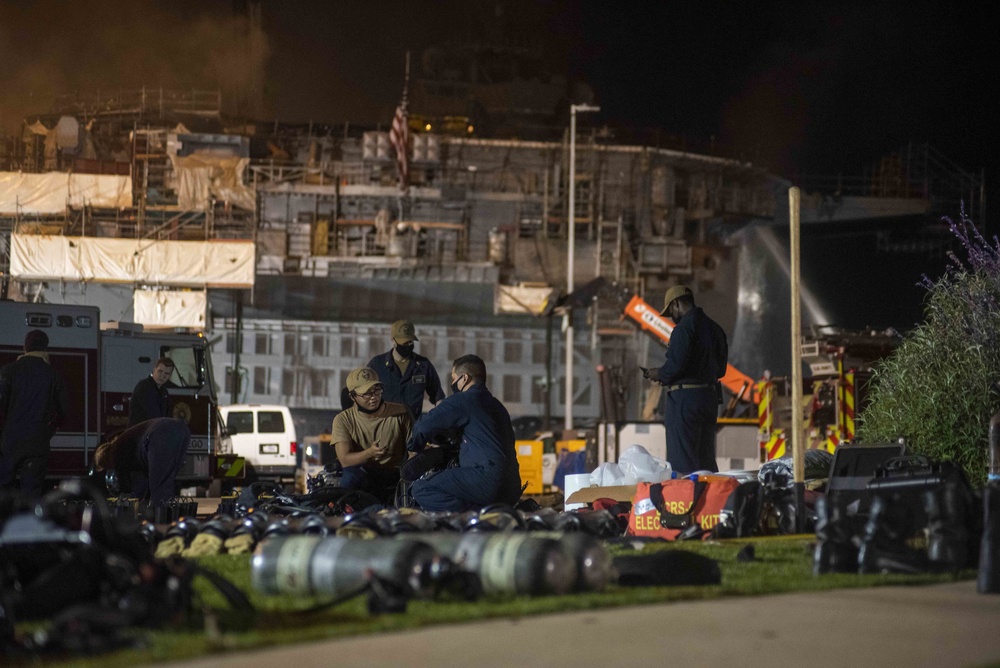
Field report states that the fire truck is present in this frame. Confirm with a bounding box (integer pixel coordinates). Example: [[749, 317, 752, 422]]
[[756, 327, 902, 460], [0, 300, 236, 486]]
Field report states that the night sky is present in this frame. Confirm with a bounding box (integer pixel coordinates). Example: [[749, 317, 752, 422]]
[[0, 1, 990, 189]]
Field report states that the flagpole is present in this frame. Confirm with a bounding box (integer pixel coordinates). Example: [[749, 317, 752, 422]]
[[393, 50, 411, 217]]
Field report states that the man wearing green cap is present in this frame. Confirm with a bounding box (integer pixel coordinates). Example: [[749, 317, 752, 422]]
[[642, 285, 728, 473], [368, 319, 444, 420]]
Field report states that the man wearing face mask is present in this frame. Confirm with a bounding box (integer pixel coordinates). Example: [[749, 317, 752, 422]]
[[368, 320, 444, 420], [642, 285, 728, 474], [331, 367, 413, 499], [406, 354, 521, 512]]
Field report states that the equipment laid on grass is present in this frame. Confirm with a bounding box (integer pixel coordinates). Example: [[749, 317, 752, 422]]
[[412, 533, 576, 596], [529, 532, 614, 592], [0, 480, 250, 656], [627, 476, 740, 540], [613, 549, 721, 587], [815, 453, 980, 575], [252, 536, 444, 612], [859, 456, 978, 574], [757, 449, 833, 535]]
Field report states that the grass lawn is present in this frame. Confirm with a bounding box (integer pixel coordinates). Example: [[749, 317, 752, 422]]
[[17, 536, 971, 667]]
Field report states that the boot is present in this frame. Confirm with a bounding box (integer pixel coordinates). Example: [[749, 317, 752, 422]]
[[858, 492, 928, 574], [925, 483, 969, 573], [813, 495, 859, 574]]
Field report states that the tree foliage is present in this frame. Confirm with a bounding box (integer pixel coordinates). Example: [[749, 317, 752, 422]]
[[858, 211, 1000, 485]]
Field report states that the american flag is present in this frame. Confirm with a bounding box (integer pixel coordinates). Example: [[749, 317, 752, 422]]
[[389, 98, 409, 192]]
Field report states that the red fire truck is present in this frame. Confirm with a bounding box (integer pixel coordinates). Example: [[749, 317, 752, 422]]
[[0, 300, 235, 486]]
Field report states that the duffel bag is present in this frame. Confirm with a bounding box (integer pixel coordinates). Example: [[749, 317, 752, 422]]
[[628, 477, 740, 540]]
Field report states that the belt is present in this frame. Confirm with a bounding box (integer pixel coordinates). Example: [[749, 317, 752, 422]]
[[665, 383, 713, 392]]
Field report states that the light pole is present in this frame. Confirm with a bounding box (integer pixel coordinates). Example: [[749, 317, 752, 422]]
[[565, 103, 600, 432]]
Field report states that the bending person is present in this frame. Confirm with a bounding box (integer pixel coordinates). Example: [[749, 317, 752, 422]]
[[95, 418, 190, 506], [407, 354, 521, 512]]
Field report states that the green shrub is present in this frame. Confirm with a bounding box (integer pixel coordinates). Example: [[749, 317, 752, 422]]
[[858, 211, 1000, 485]]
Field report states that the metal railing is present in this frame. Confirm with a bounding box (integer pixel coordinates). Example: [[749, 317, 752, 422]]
[[53, 88, 222, 118], [791, 143, 984, 220]]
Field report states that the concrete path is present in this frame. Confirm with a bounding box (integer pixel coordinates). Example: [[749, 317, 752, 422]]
[[167, 580, 1000, 668]]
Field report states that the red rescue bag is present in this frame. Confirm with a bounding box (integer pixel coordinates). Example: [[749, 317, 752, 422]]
[[628, 477, 740, 540]]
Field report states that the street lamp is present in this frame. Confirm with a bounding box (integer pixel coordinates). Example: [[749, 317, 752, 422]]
[[565, 103, 600, 432]]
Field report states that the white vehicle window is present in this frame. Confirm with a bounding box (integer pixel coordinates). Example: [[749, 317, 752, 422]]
[[258, 411, 285, 434], [227, 411, 254, 434]]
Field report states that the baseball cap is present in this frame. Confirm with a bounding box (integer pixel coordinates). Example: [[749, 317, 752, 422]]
[[660, 285, 693, 315], [346, 367, 381, 395], [391, 319, 419, 343]]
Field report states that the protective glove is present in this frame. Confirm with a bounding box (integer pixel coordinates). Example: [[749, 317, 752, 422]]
[[181, 532, 224, 557], [223, 533, 256, 555], [154, 535, 187, 559]]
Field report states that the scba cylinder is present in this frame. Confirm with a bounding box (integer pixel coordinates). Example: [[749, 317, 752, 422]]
[[415, 533, 576, 596], [534, 532, 613, 592], [252, 536, 440, 598]]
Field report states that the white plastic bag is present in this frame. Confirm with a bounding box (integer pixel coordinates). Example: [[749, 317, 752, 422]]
[[589, 462, 625, 487], [618, 444, 673, 484]]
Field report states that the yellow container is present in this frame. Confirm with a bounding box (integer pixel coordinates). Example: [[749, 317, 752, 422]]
[[556, 439, 587, 454], [516, 439, 544, 494]]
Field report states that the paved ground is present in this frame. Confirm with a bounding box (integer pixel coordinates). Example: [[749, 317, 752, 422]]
[[167, 580, 1000, 668]]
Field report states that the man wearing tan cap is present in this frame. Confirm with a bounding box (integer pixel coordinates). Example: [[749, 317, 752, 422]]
[[642, 285, 728, 474], [331, 366, 413, 499], [368, 319, 444, 420]]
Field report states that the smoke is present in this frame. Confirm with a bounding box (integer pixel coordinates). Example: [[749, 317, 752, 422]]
[[0, 1, 270, 133]]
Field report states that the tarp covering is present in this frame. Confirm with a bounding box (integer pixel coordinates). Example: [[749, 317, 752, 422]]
[[169, 154, 255, 210], [133, 289, 207, 328], [9, 234, 255, 288], [495, 284, 555, 315], [0, 171, 132, 214]]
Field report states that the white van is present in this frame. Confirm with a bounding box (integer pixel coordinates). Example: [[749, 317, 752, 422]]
[[219, 404, 297, 479]]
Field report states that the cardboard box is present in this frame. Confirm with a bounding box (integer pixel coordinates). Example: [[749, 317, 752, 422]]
[[565, 484, 638, 505]]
